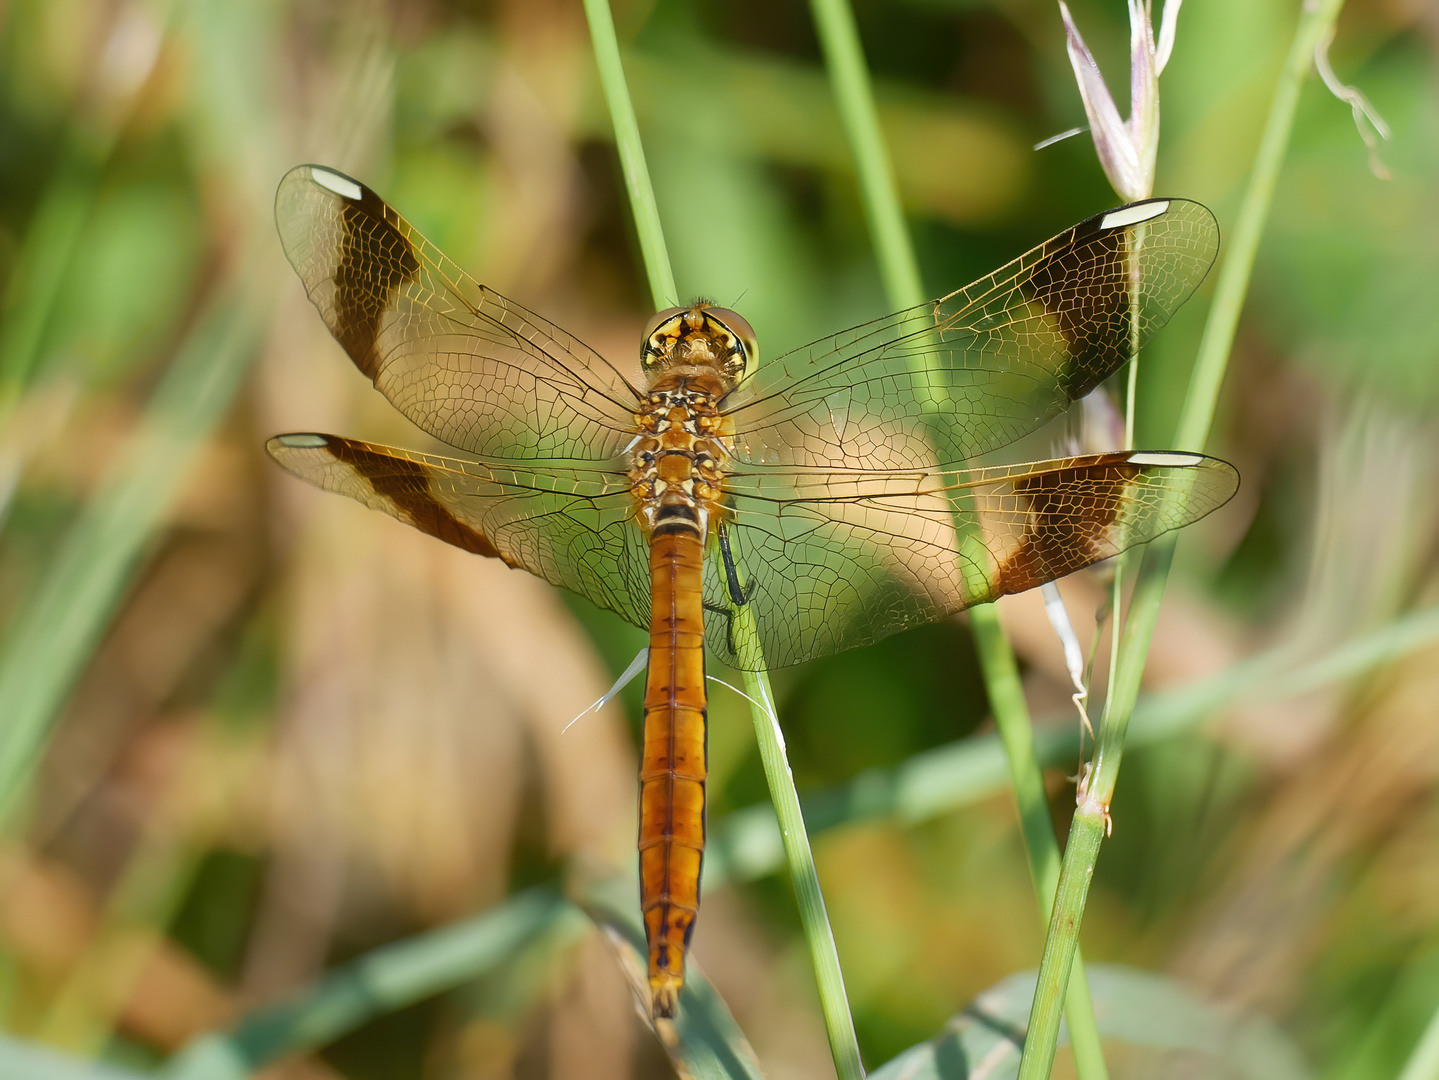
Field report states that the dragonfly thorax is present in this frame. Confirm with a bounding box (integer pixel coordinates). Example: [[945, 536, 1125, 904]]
[[629, 372, 734, 541]]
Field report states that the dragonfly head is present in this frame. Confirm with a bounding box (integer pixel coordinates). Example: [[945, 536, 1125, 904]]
[[641, 301, 756, 385]]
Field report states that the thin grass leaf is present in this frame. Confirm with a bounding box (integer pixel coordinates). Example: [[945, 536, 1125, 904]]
[[0, 163, 97, 416], [0, 1034, 151, 1080], [582, 0, 677, 307], [163, 888, 577, 1080], [733, 629, 859, 1080]]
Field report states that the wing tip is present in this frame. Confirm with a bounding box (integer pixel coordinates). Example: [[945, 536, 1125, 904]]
[[266, 433, 339, 466], [278, 164, 366, 202], [1127, 449, 1242, 519], [1100, 200, 1172, 230], [1124, 447, 1240, 491], [1125, 450, 1203, 467], [306, 165, 364, 201], [1082, 196, 1219, 253]]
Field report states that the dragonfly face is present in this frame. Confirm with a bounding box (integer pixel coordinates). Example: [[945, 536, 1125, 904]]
[[268, 164, 1238, 1018], [641, 303, 756, 382]]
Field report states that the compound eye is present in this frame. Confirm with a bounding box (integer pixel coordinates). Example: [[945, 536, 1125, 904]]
[[704, 307, 758, 367], [642, 306, 687, 344]]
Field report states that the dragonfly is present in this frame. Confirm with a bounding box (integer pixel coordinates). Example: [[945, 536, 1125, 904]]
[[268, 164, 1237, 1018]]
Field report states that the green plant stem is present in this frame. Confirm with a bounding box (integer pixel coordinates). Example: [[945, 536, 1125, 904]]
[[806, 0, 1106, 1073], [1017, 2, 1347, 1075], [971, 610, 1105, 1072], [582, 0, 677, 307], [581, 3, 863, 1071], [737, 627, 865, 1080], [806, 0, 924, 309]]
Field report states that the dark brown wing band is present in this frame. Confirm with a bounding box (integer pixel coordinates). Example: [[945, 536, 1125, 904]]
[[267, 433, 519, 565]]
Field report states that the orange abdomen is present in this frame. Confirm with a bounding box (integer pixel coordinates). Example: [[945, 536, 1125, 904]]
[[639, 526, 708, 1018]]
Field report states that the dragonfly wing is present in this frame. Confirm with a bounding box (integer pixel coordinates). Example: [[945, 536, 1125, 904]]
[[269, 434, 651, 631], [275, 165, 642, 462], [707, 451, 1238, 669], [724, 199, 1219, 471]]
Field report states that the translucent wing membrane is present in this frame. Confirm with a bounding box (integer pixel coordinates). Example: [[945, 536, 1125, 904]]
[[271, 172, 1236, 673], [267, 434, 651, 630], [707, 452, 1238, 669], [724, 199, 1219, 471], [274, 165, 642, 462]]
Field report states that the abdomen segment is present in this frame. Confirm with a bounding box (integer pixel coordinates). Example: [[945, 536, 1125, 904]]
[[639, 525, 708, 1018]]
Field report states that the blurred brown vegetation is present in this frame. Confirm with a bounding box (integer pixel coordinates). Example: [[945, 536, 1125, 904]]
[[0, 0, 1436, 1077]]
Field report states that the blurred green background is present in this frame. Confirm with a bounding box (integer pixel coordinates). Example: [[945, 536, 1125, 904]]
[[0, 0, 1436, 1076]]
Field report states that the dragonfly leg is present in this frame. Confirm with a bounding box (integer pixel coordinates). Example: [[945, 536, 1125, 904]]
[[716, 521, 749, 606]]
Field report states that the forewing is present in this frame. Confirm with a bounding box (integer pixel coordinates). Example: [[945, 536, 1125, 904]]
[[706, 451, 1238, 669], [268, 434, 651, 630], [275, 165, 641, 461], [724, 200, 1219, 471]]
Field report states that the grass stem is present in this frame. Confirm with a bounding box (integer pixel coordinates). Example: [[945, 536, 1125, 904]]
[[737, 646, 865, 1080], [1016, 2, 1348, 1075], [806, 0, 1107, 1072], [806, 0, 924, 310], [582, 0, 677, 307], [581, 4, 862, 1071]]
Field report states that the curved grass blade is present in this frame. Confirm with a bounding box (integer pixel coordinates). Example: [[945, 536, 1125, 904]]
[[0, 1034, 151, 1080], [163, 889, 577, 1080]]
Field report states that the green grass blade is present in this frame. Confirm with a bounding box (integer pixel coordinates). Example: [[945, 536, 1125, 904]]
[[165, 882, 762, 1080], [805, 0, 1105, 1072], [734, 630, 864, 1080], [0, 1033, 151, 1080], [0, 278, 265, 821], [582, 0, 677, 307], [806, 0, 924, 309], [1017, 2, 1349, 1075], [0, 163, 96, 415], [163, 889, 576, 1080]]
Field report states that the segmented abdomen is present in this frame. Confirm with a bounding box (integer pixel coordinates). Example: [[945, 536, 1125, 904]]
[[639, 524, 708, 1018]]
